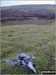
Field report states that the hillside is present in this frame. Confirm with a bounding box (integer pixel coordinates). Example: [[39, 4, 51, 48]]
[[1, 4, 55, 74], [1, 24, 55, 74], [1, 5, 55, 22]]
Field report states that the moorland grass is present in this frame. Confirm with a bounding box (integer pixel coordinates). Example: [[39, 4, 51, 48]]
[[1, 23, 55, 74]]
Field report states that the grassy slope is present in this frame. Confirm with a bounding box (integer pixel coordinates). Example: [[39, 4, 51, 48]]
[[1, 21, 55, 74]]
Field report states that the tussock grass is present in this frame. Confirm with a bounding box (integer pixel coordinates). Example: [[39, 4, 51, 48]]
[[1, 23, 55, 74]]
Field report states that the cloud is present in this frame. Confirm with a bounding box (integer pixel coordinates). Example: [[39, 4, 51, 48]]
[[1, 0, 55, 7]]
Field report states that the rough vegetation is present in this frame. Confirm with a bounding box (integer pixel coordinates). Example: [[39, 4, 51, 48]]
[[1, 4, 56, 74], [1, 21, 55, 74], [1, 5, 55, 22]]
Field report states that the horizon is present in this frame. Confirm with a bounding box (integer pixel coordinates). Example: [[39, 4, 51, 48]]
[[1, 0, 55, 7], [1, 4, 55, 8]]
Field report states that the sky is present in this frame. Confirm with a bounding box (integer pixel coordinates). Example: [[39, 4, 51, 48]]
[[1, 0, 55, 7]]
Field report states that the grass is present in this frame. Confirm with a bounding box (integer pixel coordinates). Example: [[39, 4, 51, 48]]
[[1, 21, 55, 74]]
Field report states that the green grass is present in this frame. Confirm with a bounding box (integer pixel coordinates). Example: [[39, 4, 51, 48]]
[[1, 22, 55, 74]]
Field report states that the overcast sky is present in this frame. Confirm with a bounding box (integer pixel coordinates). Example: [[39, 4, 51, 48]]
[[1, 0, 55, 7]]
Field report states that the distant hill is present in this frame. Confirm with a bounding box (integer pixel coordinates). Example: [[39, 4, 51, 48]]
[[1, 4, 56, 22]]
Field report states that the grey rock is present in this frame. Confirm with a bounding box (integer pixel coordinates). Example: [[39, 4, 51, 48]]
[[5, 53, 37, 74]]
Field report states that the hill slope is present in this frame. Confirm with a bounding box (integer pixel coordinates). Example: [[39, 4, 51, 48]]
[[1, 5, 55, 22]]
